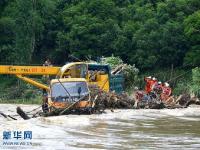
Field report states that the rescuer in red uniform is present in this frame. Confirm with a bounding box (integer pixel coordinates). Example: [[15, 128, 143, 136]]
[[153, 81, 163, 95], [144, 76, 152, 94], [144, 76, 158, 94], [161, 82, 172, 101]]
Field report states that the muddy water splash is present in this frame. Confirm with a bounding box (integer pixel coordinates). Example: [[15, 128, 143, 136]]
[[0, 104, 200, 149]]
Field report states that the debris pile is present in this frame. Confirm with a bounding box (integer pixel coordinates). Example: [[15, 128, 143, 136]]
[[4, 87, 199, 121], [175, 94, 200, 107], [9, 80, 200, 120], [90, 85, 200, 110], [89, 85, 135, 109]]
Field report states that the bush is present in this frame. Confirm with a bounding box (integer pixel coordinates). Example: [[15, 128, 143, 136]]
[[173, 80, 191, 96], [101, 55, 123, 69], [191, 67, 200, 97], [100, 55, 139, 90]]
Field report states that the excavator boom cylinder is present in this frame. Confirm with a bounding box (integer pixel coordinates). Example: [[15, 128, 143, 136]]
[[16, 75, 50, 91]]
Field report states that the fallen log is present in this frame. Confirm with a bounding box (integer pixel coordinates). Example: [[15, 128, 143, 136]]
[[0, 112, 17, 120], [0, 112, 7, 118], [16, 107, 30, 120], [177, 94, 191, 106], [7, 115, 17, 120], [185, 97, 200, 107]]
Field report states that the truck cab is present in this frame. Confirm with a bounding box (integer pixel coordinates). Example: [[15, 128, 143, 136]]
[[47, 78, 92, 111]]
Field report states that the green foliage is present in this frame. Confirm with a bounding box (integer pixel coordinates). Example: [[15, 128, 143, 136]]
[[100, 55, 139, 90], [0, 76, 42, 102], [191, 67, 200, 96], [55, 0, 121, 62], [0, 0, 199, 68], [184, 10, 200, 66], [0, 76, 17, 89], [0, 96, 42, 104], [101, 55, 123, 69], [0, 0, 57, 63], [173, 79, 191, 96], [122, 63, 140, 90], [0, 16, 15, 62]]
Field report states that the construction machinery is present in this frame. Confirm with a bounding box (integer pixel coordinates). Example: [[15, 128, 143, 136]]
[[0, 62, 124, 114], [0, 62, 124, 92]]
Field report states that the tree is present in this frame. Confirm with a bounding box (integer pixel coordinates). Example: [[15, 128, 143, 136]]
[[56, 0, 121, 61], [0, 0, 57, 63], [184, 11, 200, 66], [0, 0, 15, 63], [0, 0, 199, 69]]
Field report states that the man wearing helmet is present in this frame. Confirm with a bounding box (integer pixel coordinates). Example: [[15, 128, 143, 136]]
[[150, 77, 158, 92], [144, 76, 158, 94], [144, 76, 152, 94], [153, 81, 163, 95], [161, 82, 172, 101]]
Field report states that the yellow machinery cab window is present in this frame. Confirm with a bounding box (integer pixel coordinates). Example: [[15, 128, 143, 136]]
[[51, 81, 89, 103]]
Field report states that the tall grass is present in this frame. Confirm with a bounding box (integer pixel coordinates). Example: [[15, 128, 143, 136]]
[[190, 67, 200, 97], [0, 76, 43, 104]]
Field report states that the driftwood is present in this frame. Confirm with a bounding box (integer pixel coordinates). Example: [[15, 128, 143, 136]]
[[111, 64, 124, 75], [89, 85, 135, 110], [174, 94, 200, 107], [90, 85, 200, 110], [13, 87, 200, 120], [177, 94, 191, 106], [0, 112, 17, 120], [16, 107, 30, 120]]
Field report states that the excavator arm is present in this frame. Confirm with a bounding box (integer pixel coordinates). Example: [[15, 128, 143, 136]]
[[0, 63, 111, 92], [0, 65, 60, 75], [0, 63, 89, 90], [0, 65, 60, 91]]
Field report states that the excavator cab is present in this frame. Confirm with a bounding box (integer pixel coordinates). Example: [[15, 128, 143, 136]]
[[48, 78, 92, 111], [57, 62, 88, 79]]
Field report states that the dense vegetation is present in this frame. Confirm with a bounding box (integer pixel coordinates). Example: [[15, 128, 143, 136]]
[[0, 0, 199, 69], [0, 0, 199, 102]]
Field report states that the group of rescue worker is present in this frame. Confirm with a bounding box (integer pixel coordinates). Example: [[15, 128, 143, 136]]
[[144, 76, 172, 102]]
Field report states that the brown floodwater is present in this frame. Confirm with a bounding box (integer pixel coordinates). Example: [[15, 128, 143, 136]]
[[0, 104, 200, 149]]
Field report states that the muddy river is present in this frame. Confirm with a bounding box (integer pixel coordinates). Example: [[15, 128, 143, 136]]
[[0, 104, 200, 150]]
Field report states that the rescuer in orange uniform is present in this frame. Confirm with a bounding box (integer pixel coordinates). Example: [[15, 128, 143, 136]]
[[144, 76, 152, 94], [151, 77, 158, 91], [144, 76, 157, 94]]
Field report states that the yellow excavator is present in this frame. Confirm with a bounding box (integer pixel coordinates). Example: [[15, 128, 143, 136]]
[[0, 62, 123, 115], [0, 62, 110, 91]]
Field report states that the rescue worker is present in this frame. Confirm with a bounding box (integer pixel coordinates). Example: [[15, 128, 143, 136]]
[[153, 81, 163, 94], [144, 76, 152, 94], [145, 77, 158, 100], [161, 82, 172, 101], [43, 58, 52, 66], [149, 77, 158, 93], [42, 89, 49, 113], [43, 58, 52, 83], [151, 77, 158, 88]]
